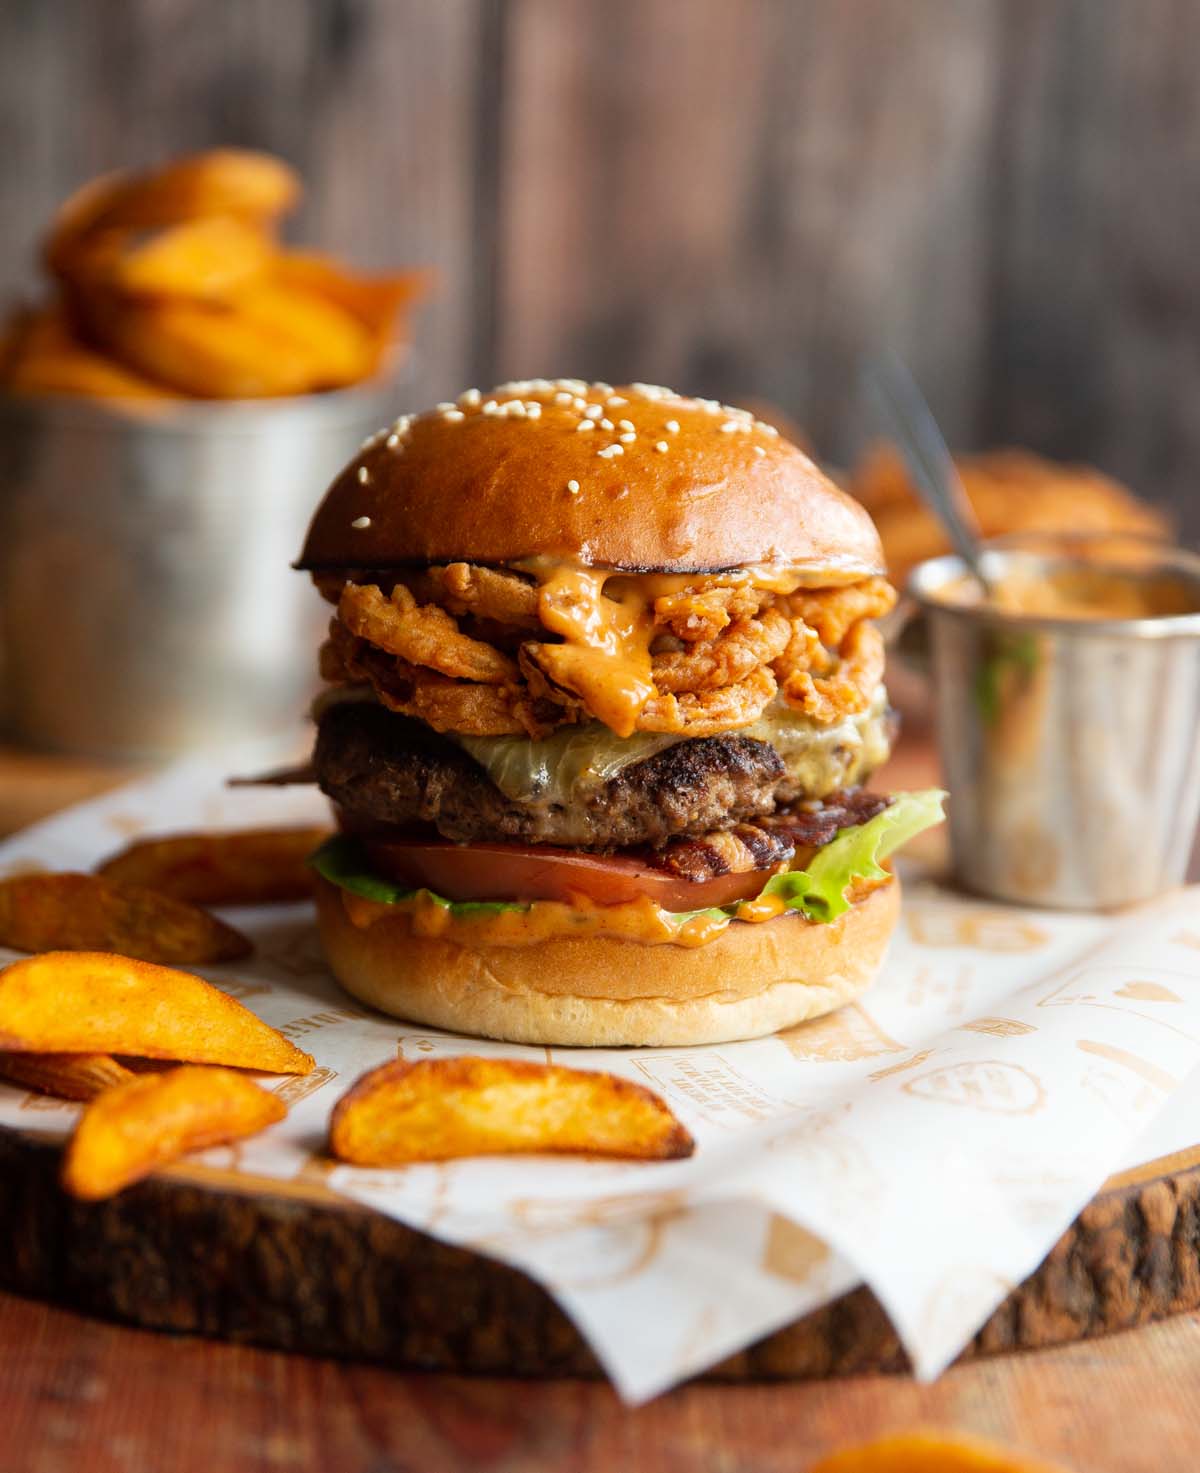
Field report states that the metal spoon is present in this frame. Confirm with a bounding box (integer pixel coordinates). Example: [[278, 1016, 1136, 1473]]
[[863, 351, 994, 595]]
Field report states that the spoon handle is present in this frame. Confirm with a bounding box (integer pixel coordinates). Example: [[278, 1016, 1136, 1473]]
[[863, 352, 991, 591]]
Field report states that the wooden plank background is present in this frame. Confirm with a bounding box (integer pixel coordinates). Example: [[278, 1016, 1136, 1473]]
[[2, 0, 1198, 537]]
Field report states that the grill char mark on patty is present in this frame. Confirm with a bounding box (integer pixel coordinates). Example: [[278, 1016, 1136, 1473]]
[[315, 703, 884, 852]]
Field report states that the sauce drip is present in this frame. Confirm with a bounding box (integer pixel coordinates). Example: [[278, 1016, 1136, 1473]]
[[529, 562, 657, 738], [517, 557, 861, 740]]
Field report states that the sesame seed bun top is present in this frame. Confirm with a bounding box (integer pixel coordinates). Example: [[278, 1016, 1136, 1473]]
[[296, 379, 885, 579]]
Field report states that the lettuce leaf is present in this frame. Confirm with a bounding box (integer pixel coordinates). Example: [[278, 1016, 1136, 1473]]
[[311, 788, 945, 927], [761, 789, 946, 922]]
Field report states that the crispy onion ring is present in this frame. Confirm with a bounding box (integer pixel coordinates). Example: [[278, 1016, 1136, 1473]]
[[339, 583, 517, 684], [339, 636, 527, 736], [638, 666, 777, 736], [785, 577, 896, 648], [651, 608, 792, 694], [777, 621, 885, 724], [652, 584, 765, 642], [428, 562, 541, 628]]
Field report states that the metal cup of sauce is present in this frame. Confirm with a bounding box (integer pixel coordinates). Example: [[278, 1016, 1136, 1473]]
[[908, 532, 1200, 909], [0, 385, 397, 759]]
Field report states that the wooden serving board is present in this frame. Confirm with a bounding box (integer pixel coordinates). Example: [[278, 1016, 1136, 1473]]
[[4, 1126, 1200, 1380]]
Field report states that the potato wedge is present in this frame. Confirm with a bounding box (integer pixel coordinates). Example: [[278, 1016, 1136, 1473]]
[[811, 1430, 1068, 1473], [0, 305, 172, 400], [329, 1057, 694, 1166], [87, 287, 373, 398], [273, 251, 428, 350], [47, 150, 297, 262], [0, 951, 313, 1075], [96, 827, 330, 907], [111, 217, 274, 301], [0, 1051, 134, 1101], [0, 873, 251, 964], [61, 1064, 286, 1200]]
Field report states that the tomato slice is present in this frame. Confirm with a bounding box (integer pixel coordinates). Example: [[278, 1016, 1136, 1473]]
[[360, 838, 774, 913]]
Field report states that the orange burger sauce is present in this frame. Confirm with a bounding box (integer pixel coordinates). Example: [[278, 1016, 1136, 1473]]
[[337, 875, 886, 949]]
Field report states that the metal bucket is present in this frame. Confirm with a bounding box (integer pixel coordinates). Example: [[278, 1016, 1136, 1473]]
[[0, 386, 397, 759], [908, 534, 1200, 910]]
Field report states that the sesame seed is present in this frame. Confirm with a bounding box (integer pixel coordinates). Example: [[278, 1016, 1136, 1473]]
[[607, 395, 627, 407], [619, 432, 636, 444], [567, 479, 580, 494], [618, 419, 634, 431], [357, 466, 371, 484], [575, 420, 594, 432], [756, 421, 779, 437], [554, 391, 574, 405], [351, 516, 372, 529], [458, 387, 482, 406], [558, 378, 588, 394], [600, 418, 615, 431], [573, 396, 588, 410], [665, 419, 680, 434], [525, 401, 542, 418], [442, 408, 464, 422], [583, 404, 602, 419], [386, 433, 401, 449], [719, 421, 739, 433], [597, 444, 623, 459], [593, 382, 613, 395], [752, 445, 766, 457], [482, 400, 499, 415], [436, 401, 454, 412], [655, 440, 669, 453]]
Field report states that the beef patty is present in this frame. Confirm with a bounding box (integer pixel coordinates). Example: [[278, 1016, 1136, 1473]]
[[316, 701, 807, 849]]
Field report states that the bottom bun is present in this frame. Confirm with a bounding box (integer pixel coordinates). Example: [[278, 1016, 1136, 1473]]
[[313, 874, 901, 1047]]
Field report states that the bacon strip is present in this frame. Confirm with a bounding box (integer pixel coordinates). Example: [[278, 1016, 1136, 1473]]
[[641, 790, 892, 882]]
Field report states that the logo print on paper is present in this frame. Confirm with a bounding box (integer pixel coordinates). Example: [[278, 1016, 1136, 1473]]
[[902, 1059, 1046, 1115], [776, 1003, 906, 1063], [868, 1047, 937, 1083], [272, 1065, 338, 1106], [1115, 981, 1183, 1004], [906, 906, 1048, 953], [959, 1017, 1037, 1038], [1076, 1040, 1179, 1094], [761, 1216, 831, 1287]]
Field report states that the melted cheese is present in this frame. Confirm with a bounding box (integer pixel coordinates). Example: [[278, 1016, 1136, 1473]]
[[452, 687, 891, 807]]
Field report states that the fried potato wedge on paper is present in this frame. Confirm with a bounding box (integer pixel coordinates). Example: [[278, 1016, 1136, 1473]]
[[0, 1051, 134, 1101], [61, 1065, 286, 1200], [811, 1430, 1069, 1473], [96, 827, 330, 907], [0, 873, 250, 964], [329, 1057, 695, 1166], [0, 951, 313, 1075]]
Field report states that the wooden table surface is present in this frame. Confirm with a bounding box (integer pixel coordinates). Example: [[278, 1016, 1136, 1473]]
[[2, 734, 1200, 1473]]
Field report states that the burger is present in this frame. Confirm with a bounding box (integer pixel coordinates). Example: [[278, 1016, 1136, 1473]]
[[295, 380, 943, 1047]]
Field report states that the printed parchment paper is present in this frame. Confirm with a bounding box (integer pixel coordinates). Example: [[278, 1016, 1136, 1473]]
[[1, 756, 1198, 1402]]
